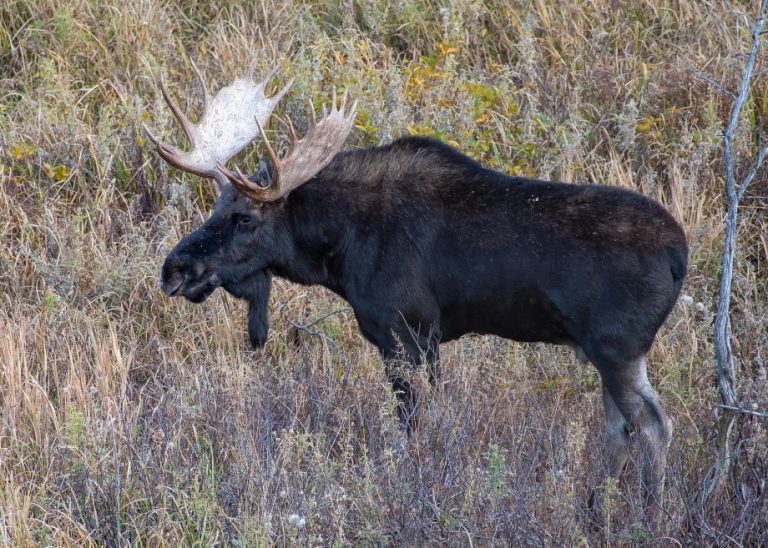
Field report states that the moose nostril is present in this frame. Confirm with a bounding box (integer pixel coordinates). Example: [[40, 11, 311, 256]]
[[161, 271, 186, 296]]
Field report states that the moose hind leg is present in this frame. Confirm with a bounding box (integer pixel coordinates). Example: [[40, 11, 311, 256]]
[[602, 384, 630, 478], [600, 356, 673, 522]]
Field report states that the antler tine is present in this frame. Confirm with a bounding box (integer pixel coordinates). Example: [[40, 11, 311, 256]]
[[265, 65, 280, 81], [143, 123, 174, 164], [254, 117, 280, 172], [215, 127, 283, 202], [269, 77, 294, 107], [142, 121, 203, 174], [307, 99, 317, 127], [142, 121, 161, 147], [347, 99, 358, 123], [340, 88, 348, 111], [189, 59, 210, 114], [284, 115, 299, 147], [142, 122, 178, 159], [217, 162, 261, 192], [254, 65, 282, 94], [158, 77, 197, 148]]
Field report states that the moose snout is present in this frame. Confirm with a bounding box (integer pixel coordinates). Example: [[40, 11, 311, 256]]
[[160, 254, 196, 297], [160, 252, 221, 302], [160, 262, 186, 296], [161, 271, 185, 296]]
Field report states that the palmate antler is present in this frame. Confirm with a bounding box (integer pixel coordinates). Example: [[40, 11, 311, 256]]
[[219, 88, 357, 202], [144, 61, 292, 186], [146, 60, 356, 201]]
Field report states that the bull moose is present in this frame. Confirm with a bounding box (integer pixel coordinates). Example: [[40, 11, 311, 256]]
[[145, 61, 688, 520]]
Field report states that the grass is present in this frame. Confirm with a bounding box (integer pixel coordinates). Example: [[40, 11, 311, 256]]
[[1, 0, 767, 544]]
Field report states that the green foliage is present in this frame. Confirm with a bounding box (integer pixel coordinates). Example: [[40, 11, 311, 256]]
[[482, 443, 510, 504], [52, 6, 76, 47], [581, 370, 599, 392], [321, 316, 344, 341], [631, 521, 652, 544], [63, 406, 86, 448]]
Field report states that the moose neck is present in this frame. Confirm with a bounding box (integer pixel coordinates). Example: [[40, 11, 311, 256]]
[[261, 138, 484, 298], [267, 174, 357, 298]]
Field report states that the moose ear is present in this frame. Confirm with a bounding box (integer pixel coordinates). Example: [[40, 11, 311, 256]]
[[253, 158, 275, 188]]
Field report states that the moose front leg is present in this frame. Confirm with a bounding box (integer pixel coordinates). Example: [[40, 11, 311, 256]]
[[382, 355, 421, 433], [355, 306, 441, 433], [381, 325, 441, 434]]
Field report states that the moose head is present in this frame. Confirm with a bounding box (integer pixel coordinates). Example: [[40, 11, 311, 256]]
[[145, 62, 356, 346]]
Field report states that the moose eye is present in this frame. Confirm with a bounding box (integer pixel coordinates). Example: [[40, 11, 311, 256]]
[[237, 214, 253, 226]]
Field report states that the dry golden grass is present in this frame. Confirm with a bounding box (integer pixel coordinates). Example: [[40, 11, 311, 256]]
[[1, 0, 767, 544]]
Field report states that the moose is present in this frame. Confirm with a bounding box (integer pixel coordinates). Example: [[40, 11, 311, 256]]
[[145, 61, 688, 521]]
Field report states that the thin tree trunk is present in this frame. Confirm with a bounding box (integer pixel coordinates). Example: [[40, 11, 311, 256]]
[[705, 0, 768, 504]]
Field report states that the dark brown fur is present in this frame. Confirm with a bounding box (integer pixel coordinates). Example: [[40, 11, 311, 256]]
[[160, 136, 688, 524]]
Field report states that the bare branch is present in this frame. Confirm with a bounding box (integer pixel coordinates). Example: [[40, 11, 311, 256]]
[[737, 143, 768, 201], [715, 0, 768, 408], [714, 403, 768, 419], [277, 303, 344, 351], [706, 0, 768, 506], [688, 68, 737, 99]]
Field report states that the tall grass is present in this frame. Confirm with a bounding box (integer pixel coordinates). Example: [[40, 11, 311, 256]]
[[1, 0, 766, 544]]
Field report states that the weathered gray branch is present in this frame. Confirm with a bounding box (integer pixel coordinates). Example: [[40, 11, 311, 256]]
[[688, 68, 737, 99], [714, 403, 768, 419], [277, 304, 350, 351], [736, 142, 768, 201], [705, 0, 768, 504]]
